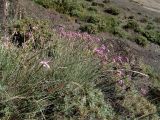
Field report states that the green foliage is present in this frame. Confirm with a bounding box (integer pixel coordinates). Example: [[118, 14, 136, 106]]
[[123, 92, 158, 119], [33, 0, 120, 35], [87, 7, 98, 12], [70, 9, 83, 17], [91, 2, 105, 7], [104, 7, 120, 15], [145, 23, 155, 30], [80, 23, 98, 34], [123, 20, 139, 31], [64, 84, 115, 119], [135, 35, 148, 47], [111, 27, 128, 38], [86, 14, 100, 24], [80, 15, 119, 34], [142, 30, 160, 45], [33, 0, 85, 15]]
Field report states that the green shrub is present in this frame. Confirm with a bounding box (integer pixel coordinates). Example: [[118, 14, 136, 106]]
[[135, 35, 148, 47], [123, 93, 158, 119], [70, 9, 83, 17], [92, 2, 105, 7], [33, 0, 55, 8], [104, 7, 120, 15], [86, 14, 100, 24], [104, 17, 120, 32], [145, 23, 155, 30], [33, 0, 85, 15], [87, 7, 98, 12], [111, 27, 128, 38], [123, 20, 139, 31], [80, 23, 98, 34], [142, 30, 160, 45], [134, 26, 144, 33]]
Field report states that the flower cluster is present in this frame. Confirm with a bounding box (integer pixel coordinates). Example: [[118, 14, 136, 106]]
[[113, 56, 129, 63], [93, 44, 110, 61], [57, 27, 100, 43]]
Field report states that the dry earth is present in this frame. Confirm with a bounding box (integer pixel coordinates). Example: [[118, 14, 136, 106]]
[[132, 0, 160, 13]]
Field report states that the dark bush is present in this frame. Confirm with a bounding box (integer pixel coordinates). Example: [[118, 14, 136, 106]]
[[142, 30, 157, 43], [153, 17, 160, 23], [111, 27, 128, 38], [128, 15, 134, 19], [103, 0, 110, 3], [123, 20, 139, 30], [145, 23, 155, 30], [80, 23, 98, 34], [87, 7, 98, 12], [92, 2, 105, 7], [104, 7, 120, 15], [86, 15, 100, 24]]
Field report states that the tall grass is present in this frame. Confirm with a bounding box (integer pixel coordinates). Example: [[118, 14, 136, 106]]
[[0, 19, 115, 119]]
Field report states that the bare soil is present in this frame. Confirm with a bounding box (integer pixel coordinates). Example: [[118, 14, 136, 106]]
[[132, 0, 160, 13]]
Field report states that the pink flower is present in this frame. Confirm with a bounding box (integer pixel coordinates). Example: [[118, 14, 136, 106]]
[[113, 58, 116, 63], [113, 56, 129, 63], [40, 60, 50, 69], [101, 44, 106, 50], [94, 48, 104, 55], [140, 88, 148, 96], [117, 80, 124, 87]]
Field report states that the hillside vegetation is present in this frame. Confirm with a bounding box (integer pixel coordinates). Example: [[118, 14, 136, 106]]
[[0, 0, 160, 120], [33, 0, 160, 46]]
